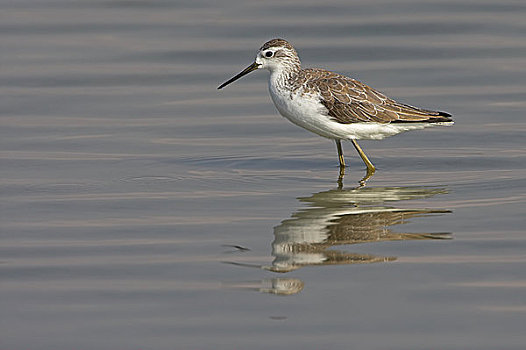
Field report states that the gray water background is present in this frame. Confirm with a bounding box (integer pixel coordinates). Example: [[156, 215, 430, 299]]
[[1, 0, 526, 349]]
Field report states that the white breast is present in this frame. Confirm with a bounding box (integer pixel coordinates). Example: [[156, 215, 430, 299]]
[[269, 81, 347, 139]]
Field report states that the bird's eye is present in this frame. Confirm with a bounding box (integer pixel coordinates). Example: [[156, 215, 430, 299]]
[[265, 51, 273, 58]]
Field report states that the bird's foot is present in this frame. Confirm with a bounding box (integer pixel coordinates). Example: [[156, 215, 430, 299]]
[[358, 166, 376, 187]]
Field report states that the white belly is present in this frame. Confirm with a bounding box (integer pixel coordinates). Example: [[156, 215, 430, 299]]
[[268, 84, 452, 140]]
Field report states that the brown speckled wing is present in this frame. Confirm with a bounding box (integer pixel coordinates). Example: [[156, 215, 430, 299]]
[[305, 71, 452, 124]]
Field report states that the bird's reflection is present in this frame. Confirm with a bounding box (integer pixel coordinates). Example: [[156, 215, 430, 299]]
[[222, 278, 304, 296], [270, 186, 451, 272], [225, 186, 451, 294]]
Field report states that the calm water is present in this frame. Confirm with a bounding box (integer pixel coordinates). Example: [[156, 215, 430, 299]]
[[1, 0, 526, 349]]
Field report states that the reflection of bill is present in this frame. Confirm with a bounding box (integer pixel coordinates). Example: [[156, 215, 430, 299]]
[[270, 186, 451, 272], [224, 186, 451, 294]]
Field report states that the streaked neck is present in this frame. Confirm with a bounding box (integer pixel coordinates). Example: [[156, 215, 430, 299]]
[[269, 61, 301, 90]]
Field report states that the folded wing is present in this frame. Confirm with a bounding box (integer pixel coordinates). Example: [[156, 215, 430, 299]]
[[305, 72, 453, 124]]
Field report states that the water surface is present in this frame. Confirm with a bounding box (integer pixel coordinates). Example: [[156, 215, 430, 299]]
[[1, 0, 526, 349]]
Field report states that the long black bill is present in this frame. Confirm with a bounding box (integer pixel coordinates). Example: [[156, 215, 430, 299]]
[[217, 62, 260, 89]]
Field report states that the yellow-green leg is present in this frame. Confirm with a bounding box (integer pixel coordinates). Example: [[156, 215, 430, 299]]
[[351, 139, 376, 185], [335, 140, 346, 188], [335, 140, 345, 167]]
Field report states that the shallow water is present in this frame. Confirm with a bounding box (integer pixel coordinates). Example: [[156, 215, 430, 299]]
[[1, 0, 526, 349]]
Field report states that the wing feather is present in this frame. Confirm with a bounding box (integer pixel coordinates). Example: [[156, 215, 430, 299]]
[[304, 71, 452, 124]]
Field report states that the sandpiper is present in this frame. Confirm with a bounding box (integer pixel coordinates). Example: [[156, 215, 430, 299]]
[[218, 38, 453, 183]]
